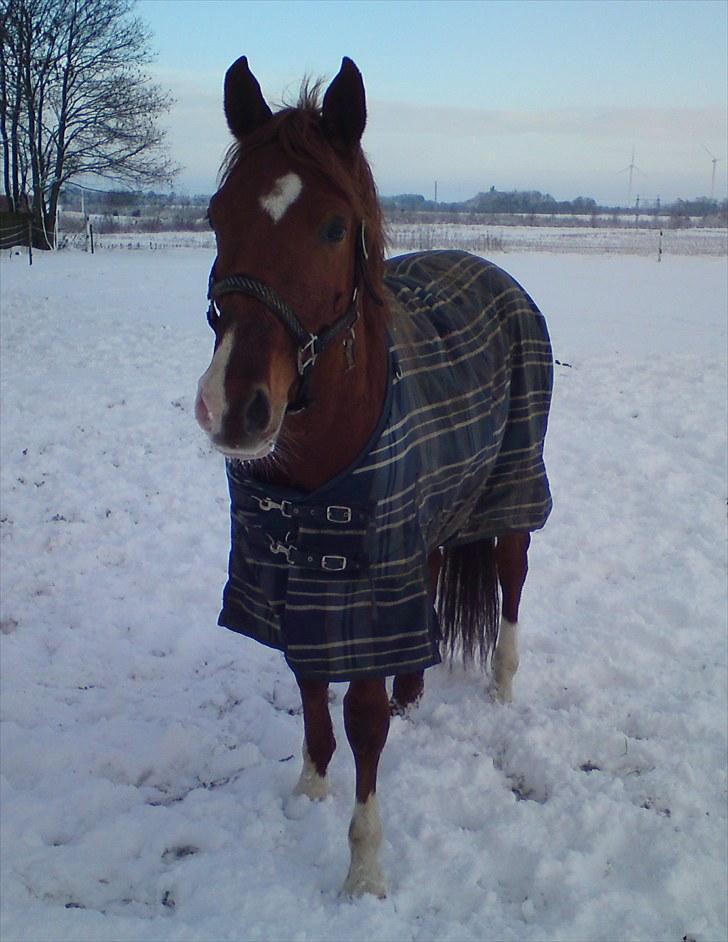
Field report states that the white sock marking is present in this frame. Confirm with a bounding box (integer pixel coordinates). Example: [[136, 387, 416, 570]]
[[343, 794, 387, 898], [493, 617, 520, 704], [294, 742, 329, 801], [259, 172, 303, 223]]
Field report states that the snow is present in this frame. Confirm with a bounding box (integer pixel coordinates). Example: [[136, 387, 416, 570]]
[[83, 223, 728, 258], [1, 243, 726, 942], [386, 222, 728, 258]]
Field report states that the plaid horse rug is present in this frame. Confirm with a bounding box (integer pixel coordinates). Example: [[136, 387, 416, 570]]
[[218, 250, 553, 681]]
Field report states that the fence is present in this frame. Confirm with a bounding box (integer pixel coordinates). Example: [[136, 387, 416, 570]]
[[0, 211, 53, 258], [389, 226, 505, 253], [0, 211, 30, 250], [6, 222, 725, 259]]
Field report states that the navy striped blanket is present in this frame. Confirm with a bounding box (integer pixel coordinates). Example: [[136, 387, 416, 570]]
[[218, 251, 553, 681]]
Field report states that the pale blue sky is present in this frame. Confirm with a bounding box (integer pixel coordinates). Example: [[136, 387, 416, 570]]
[[138, 0, 728, 202]]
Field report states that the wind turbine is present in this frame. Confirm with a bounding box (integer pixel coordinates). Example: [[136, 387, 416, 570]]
[[702, 145, 723, 200], [618, 145, 645, 207]]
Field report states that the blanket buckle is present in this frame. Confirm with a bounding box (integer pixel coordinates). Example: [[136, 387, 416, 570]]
[[326, 505, 352, 524], [321, 554, 347, 571], [268, 535, 294, 564], [258, 497, 292, 517]]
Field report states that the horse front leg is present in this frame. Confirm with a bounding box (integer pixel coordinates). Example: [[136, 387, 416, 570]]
[[342, 677, 390, 897], [294, 678, 335, 800], [493, 532, 530, 703]]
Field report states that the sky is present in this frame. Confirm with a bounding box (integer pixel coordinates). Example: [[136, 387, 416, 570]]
[[136, 0, 728, 204]]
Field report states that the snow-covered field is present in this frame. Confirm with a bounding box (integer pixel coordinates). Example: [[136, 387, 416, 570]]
[[386, 223, 728, 258], [1, 245, 726, 942], [83, 223, 728, 258]]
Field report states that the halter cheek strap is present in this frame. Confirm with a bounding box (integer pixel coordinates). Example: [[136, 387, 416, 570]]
[[208, 273, 359, 413], [205, 222, 382, 414]]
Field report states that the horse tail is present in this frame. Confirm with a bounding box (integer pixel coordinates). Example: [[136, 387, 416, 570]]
[[436, 539, 500, 668]]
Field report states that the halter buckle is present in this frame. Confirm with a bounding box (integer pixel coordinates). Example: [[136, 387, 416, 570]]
[[297, 335, 319, 375]]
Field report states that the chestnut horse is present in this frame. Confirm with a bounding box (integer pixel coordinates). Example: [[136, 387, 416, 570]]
[[196, 57, 552, 897]]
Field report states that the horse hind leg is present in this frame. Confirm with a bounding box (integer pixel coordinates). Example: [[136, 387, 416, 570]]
[[493, 532, 530, 703], [493, 618, 519, 704], [294, 678, 335, 800], [342, 677, 390, 898], [390, 550, 439, 716], [390, 670, 424, 716]]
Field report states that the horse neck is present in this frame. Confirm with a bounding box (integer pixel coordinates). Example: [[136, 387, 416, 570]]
[[261, 294, 389, 493]]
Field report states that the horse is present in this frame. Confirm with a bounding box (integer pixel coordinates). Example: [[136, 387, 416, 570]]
[[195, 56, 553, 898]]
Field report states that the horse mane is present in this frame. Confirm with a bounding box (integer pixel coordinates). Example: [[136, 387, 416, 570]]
[[219, 80, 387, 294]]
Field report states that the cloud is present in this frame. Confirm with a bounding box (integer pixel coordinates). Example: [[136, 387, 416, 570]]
[[365, 100, 727, 201], [153, 66, 728, 202], [369, 98, 725, 144], [150, 69, 230, 192]]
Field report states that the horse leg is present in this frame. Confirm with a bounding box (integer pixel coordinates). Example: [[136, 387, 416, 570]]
[[391, 550, 440, 715], [342, 677, 390, 897], [294, 678, 335, 800], [391, 671, 424, 715], [493, 532, 530, 703]]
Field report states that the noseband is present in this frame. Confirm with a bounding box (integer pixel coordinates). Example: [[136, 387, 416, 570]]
[[206, 223, 382, 415]]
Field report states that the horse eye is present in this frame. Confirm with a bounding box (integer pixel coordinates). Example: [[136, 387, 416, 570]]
[[322, 218, 347, 243]]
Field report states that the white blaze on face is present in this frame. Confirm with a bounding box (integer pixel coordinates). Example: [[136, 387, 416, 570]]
[[259, 172, 303, 223], [195, 327, 236, 437]]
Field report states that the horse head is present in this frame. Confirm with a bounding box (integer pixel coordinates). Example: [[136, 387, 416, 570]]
[[195, 57, 387, 480]]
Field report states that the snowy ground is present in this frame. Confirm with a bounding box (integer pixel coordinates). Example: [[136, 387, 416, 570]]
[[1, 246, 726, 942], [82, 223, 728, 258]]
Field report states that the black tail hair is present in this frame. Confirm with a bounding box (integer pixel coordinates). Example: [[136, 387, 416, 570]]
[[436, 539, 500, 668]]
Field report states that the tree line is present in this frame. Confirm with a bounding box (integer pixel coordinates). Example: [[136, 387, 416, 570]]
[[0, 0, 176, 248], [381, 189, 728, 219]]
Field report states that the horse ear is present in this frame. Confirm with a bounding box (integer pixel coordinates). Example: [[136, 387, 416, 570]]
[[322, 57, 366, 153], [224, 56, 273, 138]]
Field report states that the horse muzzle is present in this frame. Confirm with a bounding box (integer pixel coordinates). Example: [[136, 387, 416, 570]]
[[196, 380, 281, 460]]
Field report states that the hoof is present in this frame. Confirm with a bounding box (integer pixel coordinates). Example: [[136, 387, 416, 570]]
[[389, 694, 422, 718], [342, 866, 387, 899], [494, 680, 514, 704], [294, 769, 329, 801]]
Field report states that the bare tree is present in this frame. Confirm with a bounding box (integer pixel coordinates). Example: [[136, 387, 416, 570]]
[[1, 0, 177, 247]]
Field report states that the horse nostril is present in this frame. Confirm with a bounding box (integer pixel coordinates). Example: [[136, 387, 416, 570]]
[[245, 388, 271, 436]]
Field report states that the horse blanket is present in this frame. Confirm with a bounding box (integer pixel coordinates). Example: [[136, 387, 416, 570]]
[[218, 250, 553, 681]]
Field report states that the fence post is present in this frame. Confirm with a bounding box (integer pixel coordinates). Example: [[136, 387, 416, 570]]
[[89, 222, 95, 255], [27, 216, 33, 266]]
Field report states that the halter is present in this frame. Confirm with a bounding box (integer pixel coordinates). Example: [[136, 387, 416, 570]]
[[206, 223, 382, 414]]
